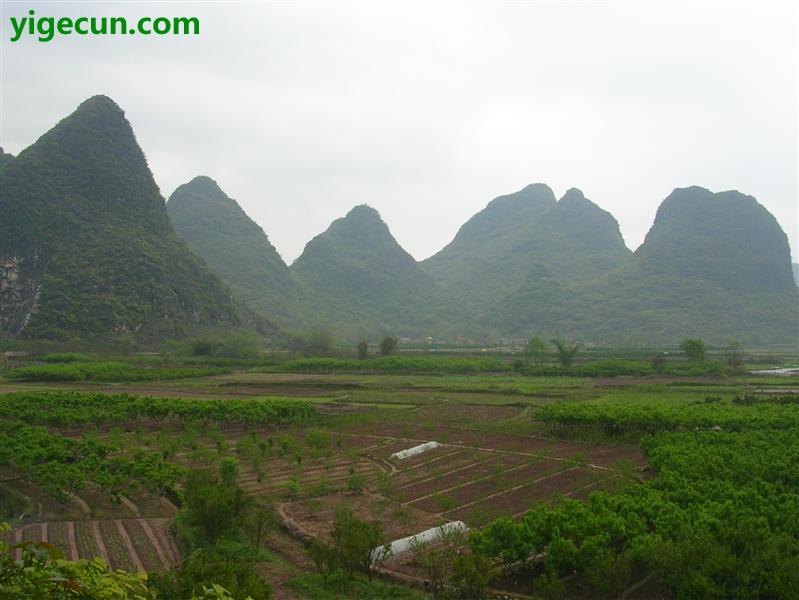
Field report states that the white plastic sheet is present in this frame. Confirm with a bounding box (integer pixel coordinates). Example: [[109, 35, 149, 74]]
[[390, 441, 441, 460], [372, 521, 469, 562]]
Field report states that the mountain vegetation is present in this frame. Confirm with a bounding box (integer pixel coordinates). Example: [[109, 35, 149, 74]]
[[0, 147, 13, 169], [290, 204, 438, 338], [168, 176, 305, 327], [0, 96, 272, 343], [3, 95, 795, 346]]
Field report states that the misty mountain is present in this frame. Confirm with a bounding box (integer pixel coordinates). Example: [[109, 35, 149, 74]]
[[422, 184, 632, 327], [291, 205, 437, 337], [0, 147, 13, 169], [168, 176, 305, 327], [495, 186, 798, 344], [0, 96, 267, 341]]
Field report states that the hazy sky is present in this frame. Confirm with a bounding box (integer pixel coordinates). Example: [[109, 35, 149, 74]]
[[2, 1, 797, 262]]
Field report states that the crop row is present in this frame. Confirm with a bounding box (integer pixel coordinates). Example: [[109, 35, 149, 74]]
[[0, 391, 317, 426], [6, 362, 230, 382]]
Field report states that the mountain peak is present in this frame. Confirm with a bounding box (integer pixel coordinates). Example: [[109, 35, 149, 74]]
[[638, 186, 795, 292], [345, 204, 382, 221], [1, 99, 254, 340], [78, 94, 123, 111], [560, 187, 586, 202]]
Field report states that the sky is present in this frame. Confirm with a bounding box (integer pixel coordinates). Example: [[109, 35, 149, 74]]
[[1, 1, 797, 263]]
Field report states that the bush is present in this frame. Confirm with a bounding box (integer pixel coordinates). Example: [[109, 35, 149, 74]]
[[7, 362, 230, 382]]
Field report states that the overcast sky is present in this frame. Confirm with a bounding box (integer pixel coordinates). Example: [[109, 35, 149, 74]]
[[2, 1, 797, 263]]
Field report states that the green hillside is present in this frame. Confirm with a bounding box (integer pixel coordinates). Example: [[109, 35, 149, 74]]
[[0, 96, 268, 342], [0, 147, 13, 169], [291, 205, 438, 338], [493, 186, 798, 344], [168, 176, 305, 327], [422, 184, 632, 329]]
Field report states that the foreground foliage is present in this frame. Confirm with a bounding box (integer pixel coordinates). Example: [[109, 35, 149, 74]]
[[470, 400, 799, 599], [0, 525, 245, 599]]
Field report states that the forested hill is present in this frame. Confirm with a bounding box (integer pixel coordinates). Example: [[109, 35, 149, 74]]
[[421, 184, 632, 328], [0, 147, 13, 169], [0, 96, 269, 341], [494, 186, 799, 344], [290, 205, 438, 338], [3, 96, 795, 345], [168, 176, 305, 327]]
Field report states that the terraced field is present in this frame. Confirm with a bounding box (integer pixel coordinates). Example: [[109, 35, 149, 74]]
[[2, 518, 177, 570]]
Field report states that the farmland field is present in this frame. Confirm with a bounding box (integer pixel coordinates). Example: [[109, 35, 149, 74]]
[[1, 351, 798, 599]]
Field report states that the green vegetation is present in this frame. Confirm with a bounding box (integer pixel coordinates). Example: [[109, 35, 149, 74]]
[[0, 528, 153, 599], [167, 176, 306, 328], [0, 95, 265, 342], [537, 397, 799, 436], [680, 337, 706, 362], [0, 420, 181, 505], [0, 391, 316, 426], [470, 399, 799, 599], [6, 362, 230, 382], [290, 204, 436, 339], [280, 355, 511, 374], [278, 355, 726, 377]]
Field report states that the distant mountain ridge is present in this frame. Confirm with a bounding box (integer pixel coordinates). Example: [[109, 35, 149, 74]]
[[0, 96, 270, 341], [4, 95, 796, 345], [422, 184, 632, 328], [291, 204, 438, 337], [168, 176, 304, 327]]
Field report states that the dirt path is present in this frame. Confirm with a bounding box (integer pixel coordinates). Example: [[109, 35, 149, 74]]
[[120, 496, 141, 516], [71, 494, 91, 517], [115, 520, 145, 572], [13, 528, 22, 560], [67, 521, 79, 560], [91, 521, 111, 564]]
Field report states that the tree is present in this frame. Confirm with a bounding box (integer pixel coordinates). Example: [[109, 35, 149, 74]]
[[242, 502, 277, 555], [725, 340, 744, 374], [380, 336, 398, 356], [680, 338, 705, 362], [180, 466, 251, 547], [450, 551, 492, 600], [525, 336, 546, 367], [331, 505, 390, 586], [550, 334, 582, 367], [148, 548, 271, 600], [650, 352, 667, 373], [308, 538, 338, 589], [357, 339, 369, 360]]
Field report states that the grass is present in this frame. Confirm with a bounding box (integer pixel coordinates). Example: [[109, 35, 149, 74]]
[[290, 572, 430, 599]]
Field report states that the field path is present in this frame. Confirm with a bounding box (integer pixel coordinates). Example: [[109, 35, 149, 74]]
[[91, 521, 111, 564], [138, 519, 170, 568], [71, 494, 91, 517], [13, 527, 22, 560], [116, 520, 144, 572], [66, 521, 79, 560], [120, 497, 141, 516]]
